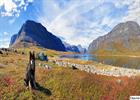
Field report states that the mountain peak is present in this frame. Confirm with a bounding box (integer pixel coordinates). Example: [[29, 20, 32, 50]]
[[9, 20, 66, 51], [88, 21, 140, 54], [25, 20, 36, 23], [112, 21, 140, 31], [24, 20, 43, 27]]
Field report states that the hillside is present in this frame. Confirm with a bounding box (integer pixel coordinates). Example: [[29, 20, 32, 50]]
[[0, 47, 140, 99], [88, 21, 140, 55], [9, 20, 66, 51]]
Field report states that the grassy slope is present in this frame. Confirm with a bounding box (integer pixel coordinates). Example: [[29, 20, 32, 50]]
[[0, 47, 140, 99]]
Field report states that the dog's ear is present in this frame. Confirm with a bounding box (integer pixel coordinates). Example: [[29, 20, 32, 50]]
[[33, 51, 35, 59], [29, 51, 32, 59], [29, 51, 32, 56]]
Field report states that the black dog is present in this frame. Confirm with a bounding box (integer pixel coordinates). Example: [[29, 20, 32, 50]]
[[24, 51, 37, 89]]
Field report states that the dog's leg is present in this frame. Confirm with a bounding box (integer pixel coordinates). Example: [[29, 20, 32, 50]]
[[32, 70, 37, 89], [29, 81, 33, 92], [24, 79, 29, 89], [33, 80, 37, 89], [24, 71, 29, 89]]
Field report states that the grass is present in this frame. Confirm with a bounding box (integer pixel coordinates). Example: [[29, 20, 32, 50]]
[[0, 47, 140, 99], [16, 46, 74, 57]]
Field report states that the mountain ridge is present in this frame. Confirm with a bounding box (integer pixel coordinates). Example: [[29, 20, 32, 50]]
[[9, 20, 66, 51], [88, 21, 140, 54]]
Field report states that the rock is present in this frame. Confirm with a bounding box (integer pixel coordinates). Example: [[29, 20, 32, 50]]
[[0, 50, 3, 54], [44, 65, 52, 69], [10, 20, 66, 51], [21, 51, 25, 55], [14, 49, 18, 53], [51, 58, 140, 77], [36, 52, 48, 61], [116, 79, 122, 84], [9, 34, 17, 46], [88, 21, 140, 53], [72, 65, 77, 70]]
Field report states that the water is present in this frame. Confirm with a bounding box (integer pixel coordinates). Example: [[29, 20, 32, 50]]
[[60, 54, 140, 69]]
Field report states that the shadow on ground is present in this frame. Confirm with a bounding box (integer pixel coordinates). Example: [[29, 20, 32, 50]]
[[35, 82, 52, 96]]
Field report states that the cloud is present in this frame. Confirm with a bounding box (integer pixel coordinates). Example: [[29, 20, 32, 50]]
[[38, 0, 102, 47], [0, 41, 9, 48], [0, 0, 139, 48], [0, 0, 34, 17], [0, 32, 10, 48], [35, 0, 139, 48], [122, 0, 140, 24], [3, 32, 9, 35]]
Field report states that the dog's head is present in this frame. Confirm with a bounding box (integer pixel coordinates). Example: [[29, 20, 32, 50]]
[[29, 51, 35, 64]]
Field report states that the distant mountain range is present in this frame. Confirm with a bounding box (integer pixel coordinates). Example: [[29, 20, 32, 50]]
[[9, 20, 86, 53], [88, 21, 140, 54], [10, 20, 66, 51], [63, 42, 86, 53]]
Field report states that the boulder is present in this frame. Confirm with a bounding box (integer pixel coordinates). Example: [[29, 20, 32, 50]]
[[36, 52, 48, 61], [0, 50, 3, 54]]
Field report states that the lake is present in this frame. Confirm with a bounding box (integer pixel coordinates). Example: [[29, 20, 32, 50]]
[[60, 54, 140, 69]]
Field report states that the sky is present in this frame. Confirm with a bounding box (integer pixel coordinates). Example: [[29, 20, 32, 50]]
[[0, 0, 140, 48]]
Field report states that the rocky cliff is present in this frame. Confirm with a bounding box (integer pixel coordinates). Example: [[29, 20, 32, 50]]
[[10, 20, 66, 51], [88, 21, 140, 54]]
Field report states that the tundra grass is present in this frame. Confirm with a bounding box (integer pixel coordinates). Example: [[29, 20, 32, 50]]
[[0, 48, 140, 99]]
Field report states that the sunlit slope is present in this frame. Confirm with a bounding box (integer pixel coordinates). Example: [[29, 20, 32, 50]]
[[88, 21, 140, 55]]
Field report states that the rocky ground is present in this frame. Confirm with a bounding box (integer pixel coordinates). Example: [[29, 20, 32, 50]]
[[50, 58, 140, 77]]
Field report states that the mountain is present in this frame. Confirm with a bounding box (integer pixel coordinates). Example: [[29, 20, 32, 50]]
[[77, 45, 87, 53], [88, 21, 140, 54], [9, 34, 17, 46], [63, 42, 86, 53], [9, 20, 66, 51], [63, 42, 80, 53]]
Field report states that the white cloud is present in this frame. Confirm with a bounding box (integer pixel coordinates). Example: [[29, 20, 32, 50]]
[[39, 0, 100, 47], [27, 0, 34, 3], [38, 0, 140, 48], [9, 18, 16, 24], [19, 0, 25, 7], [3, 32, 9, 35], [122, 0, 140, 24], [0, 0, 17, 12], [0, 0, 34, 17], [0, 33, 10, 48], [0, 42, 9, 48]]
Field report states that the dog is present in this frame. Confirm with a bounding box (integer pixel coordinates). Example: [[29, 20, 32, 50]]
[[24, 51, 37, 89]]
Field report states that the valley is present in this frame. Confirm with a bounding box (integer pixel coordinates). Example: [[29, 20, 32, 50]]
[[0, 0, 140, 99]]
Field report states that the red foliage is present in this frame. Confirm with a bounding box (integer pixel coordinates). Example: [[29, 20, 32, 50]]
[[2, 76, 14, 86], [100, 96, 111, 100]]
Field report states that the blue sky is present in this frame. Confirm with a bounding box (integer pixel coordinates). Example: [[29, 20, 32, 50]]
[[0, 0, 140, 48]]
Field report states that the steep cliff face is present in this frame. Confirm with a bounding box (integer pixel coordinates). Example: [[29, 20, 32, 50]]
[[10, 20, 66, 51], [88, 21, 140, 54], [9, 34, 17, 46]]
